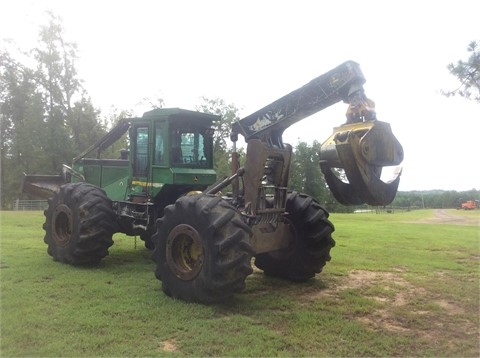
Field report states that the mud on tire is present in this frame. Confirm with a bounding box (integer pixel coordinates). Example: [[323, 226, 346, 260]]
[[43, 182, 118, 265], [254, 191, 335, 281], [152, 194, 253, 303]]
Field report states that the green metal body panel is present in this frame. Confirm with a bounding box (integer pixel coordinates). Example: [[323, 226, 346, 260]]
[[72, 159, 129, 200], [148, 167, 217, 195]]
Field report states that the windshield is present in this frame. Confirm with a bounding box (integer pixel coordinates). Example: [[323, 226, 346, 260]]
[[170, 128, 213, 168]]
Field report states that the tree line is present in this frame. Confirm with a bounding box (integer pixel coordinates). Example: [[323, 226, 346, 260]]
[[1, 15, 478, 211], [391, 189, 479, 210]]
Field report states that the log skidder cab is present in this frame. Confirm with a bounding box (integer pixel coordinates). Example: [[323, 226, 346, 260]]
[[22, 61, 403, 304]]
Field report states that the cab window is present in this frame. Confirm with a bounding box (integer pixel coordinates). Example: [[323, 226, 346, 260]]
[[171, 129, 211, 167], [134, 126, 149, 177], [154, 122, 165, 165]]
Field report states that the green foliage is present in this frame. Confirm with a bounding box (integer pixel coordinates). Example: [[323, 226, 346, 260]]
[[0, 50, 48, 207], [1, 210, 478, 357], [195, 97, 246, 181], [33, 13, 80, 168], [443, 40, 480, 102], [0, 13, 107, 208], [288, 140, 345, 211], [196, 97, 241, 153], [98, 108, 133, 160], [289, 141, 329, 201]]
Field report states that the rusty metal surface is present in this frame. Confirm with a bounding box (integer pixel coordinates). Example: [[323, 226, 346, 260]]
[[21, 174, 66, 199], [319, 120, 403, 206]]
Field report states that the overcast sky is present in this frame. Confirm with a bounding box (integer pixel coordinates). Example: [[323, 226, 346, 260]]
[[1, 0, 479, 191]]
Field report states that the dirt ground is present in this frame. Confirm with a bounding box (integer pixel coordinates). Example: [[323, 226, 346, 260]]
[[330, 269, 477, 350], [330, 210, 479, 353], [410, 209, 479, 226]]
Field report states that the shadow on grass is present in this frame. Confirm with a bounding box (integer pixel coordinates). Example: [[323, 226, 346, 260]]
[[53, 243, 155, 273], [214, 270, 333, 315]]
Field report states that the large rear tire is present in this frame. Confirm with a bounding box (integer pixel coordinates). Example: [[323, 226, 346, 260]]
[[152, 194, 253, 303], [43, 182, 118, 265], [254, 191, 335, 281]]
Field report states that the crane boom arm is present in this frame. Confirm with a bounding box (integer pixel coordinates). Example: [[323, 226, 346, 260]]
[[231, 61, 366, 141], [229, 60, 403, 207]]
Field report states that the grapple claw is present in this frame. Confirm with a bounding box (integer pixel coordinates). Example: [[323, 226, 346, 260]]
[[320, 120, 403, 206], [320, 163, 366, 205]]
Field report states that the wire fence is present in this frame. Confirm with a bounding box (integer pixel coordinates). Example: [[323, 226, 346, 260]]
[[352, 206, 412, 214], [13, 199, 48, 211], [10, 199, 412, 213]]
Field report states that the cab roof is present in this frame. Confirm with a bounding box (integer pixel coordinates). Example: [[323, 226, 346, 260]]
[[142, 107, 220, 122]]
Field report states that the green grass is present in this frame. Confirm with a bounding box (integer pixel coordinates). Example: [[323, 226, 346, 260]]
[[1, 209, 479, 357]]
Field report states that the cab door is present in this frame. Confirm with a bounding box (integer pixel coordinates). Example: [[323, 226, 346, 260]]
[[130, 124, 150, 198]]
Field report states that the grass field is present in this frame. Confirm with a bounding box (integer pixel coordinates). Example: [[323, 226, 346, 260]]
[[1, 209, 478, 357]]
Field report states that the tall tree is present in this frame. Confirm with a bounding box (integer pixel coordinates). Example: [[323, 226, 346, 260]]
[[195, 97, 244, 179], [70, 95, 105, 154], [98, 107, 132, 159], [0, 13, 106, 208], [196, 97, 241, 153], [33, 12, 82, 170], [442, 40, 480, 103], [289, 141, 330, 204], [0, 50, 46, 207]]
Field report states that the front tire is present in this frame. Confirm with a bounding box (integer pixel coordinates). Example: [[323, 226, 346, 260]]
[[254, 191, 335, 281], [43, 182, 118, 265], [152, 194, 253, 303]]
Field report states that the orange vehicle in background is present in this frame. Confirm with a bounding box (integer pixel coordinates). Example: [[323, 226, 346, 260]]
[[460, 200, 478, 210]]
